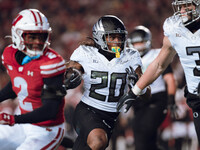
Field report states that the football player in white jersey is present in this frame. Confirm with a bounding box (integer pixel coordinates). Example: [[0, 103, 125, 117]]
[[117, 0, 200, 144], [64, 15, 151, 150], [0, 9, 72, 149], [128, 25, 177, 150]]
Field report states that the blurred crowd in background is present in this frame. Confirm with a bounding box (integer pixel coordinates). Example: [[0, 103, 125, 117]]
[[0, 0, 172, 59], [0, 0, 198, 150]]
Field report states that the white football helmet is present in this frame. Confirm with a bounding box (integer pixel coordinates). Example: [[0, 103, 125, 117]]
[[92, 15, 128, 53], [128, 25, 152, 56], [11, 9, 52, 56], [172, 0, 200, 26]]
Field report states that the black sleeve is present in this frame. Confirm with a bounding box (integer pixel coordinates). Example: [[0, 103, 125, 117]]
[[0, 81, 17, 102], [14, 74, 65, 124], [15, 50, 27, 65], [162, 64, 173, 76]]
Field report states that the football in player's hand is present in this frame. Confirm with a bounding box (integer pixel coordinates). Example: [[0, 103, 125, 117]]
[[65, 68, 75, 79], [64, 67, 82, 89]]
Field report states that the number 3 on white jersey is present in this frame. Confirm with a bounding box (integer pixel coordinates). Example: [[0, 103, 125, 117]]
[[14, 77, 33, 111]]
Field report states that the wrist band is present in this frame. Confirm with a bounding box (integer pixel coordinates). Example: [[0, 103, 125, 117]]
[[140, 87, 147, 95], [131, 84, 147, 96]]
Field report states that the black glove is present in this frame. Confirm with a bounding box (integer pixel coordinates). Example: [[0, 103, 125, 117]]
[[126, 66, 138, 89], [64, 68, 82, 89], [168, 95, 178, 119], [116, 66, 139, 113], [117, 90, 137, 113]]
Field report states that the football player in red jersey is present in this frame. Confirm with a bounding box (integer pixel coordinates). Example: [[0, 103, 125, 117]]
[[0, 9, 68, 149]]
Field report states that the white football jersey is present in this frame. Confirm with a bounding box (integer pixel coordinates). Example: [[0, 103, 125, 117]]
[[141, 49, 166, 94], [164, 16, 200, 95], [70, 45, 142, 112]]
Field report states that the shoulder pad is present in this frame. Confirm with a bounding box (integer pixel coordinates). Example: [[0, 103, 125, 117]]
[[119, 48, 141, 67], [124, 48, 140, 58], [163, 16, 182, 37], [124, 47, 138, 54], [2, 45, 18, 66], [40, 55, 66, 78], [70, 45, 98, 62]]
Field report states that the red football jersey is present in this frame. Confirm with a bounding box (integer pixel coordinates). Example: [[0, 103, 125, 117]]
[[2, 45, 66, 126]]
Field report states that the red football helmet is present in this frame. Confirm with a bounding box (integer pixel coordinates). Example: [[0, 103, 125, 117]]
[[11, 9, 52, 56]]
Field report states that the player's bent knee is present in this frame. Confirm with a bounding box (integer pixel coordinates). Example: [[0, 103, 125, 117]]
[[87, 129, 108, 150], [88, 139, 107, 150]]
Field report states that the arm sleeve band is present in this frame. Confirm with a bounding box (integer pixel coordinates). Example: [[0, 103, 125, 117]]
[[131, 84, 147, 96]]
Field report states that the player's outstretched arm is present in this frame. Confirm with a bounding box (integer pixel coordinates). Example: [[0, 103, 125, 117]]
[[118, 36, 176, 114], [134, 36, 177, 94], [0, 75, 66, 126]]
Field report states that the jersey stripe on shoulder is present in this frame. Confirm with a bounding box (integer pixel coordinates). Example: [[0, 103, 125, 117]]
[[40, 60, 65, 76], [1, 55, 4, 64]]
